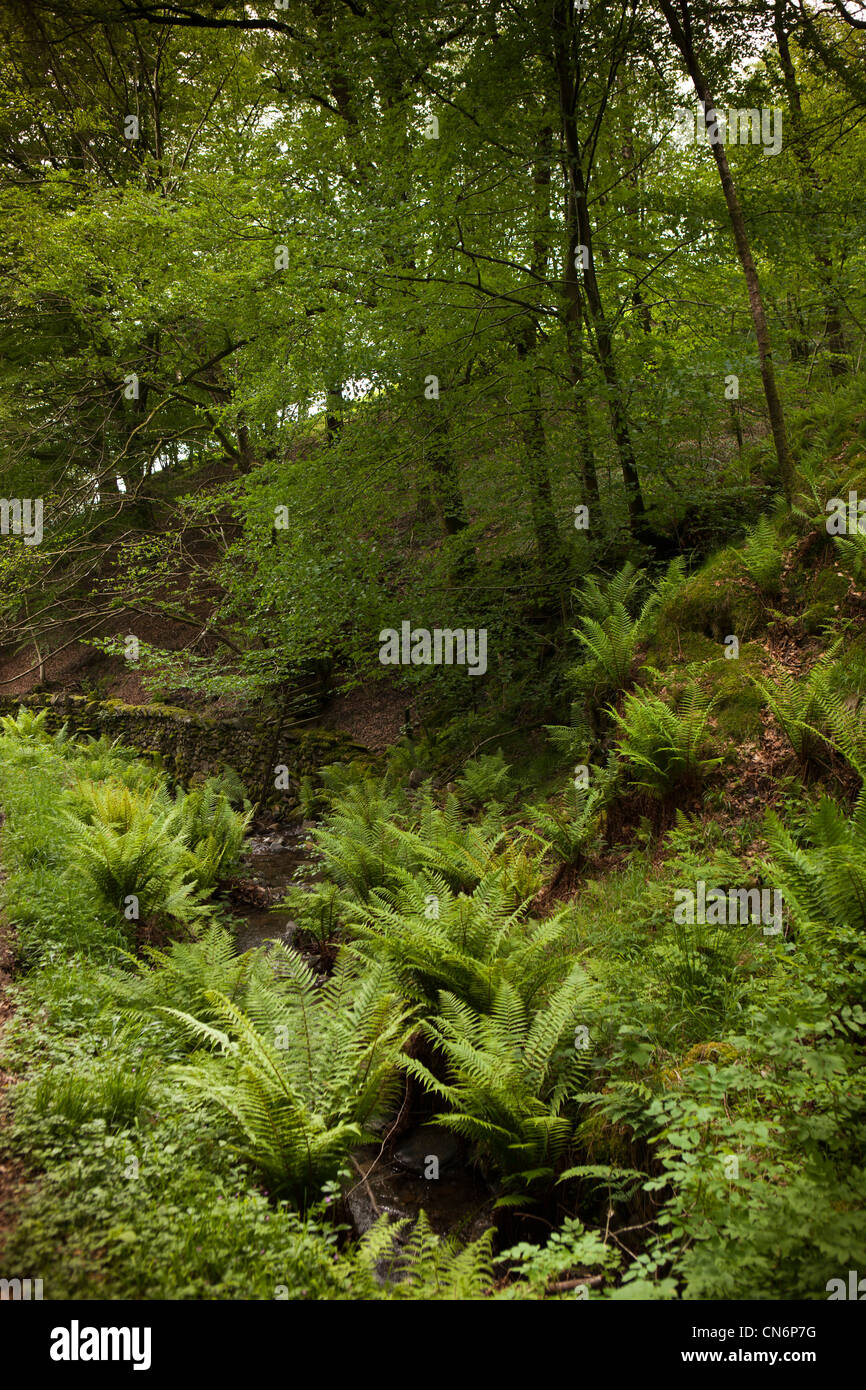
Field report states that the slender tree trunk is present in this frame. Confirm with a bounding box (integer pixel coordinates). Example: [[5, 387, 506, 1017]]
[[513, 326, 568, 573], [379, 61, 476, 580], [512, 123, 570, 581], [422, 393, 469, 533], [552, 4, 645, 527], [325, 382, 343, 446], [660, 0, 796, 503], [562, 214, 600, 505], [774, 4, 847, 376], [568, 158, 645, 522], [236, 421, 254, 473], [620, 83, 654, 338]]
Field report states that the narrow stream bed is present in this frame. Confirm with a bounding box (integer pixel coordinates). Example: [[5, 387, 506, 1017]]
[[227, 821, 496, 1245], [231, 821, 313, 954]]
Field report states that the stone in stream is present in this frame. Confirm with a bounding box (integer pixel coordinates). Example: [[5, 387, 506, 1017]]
[[393, 1125, 460, 1176]]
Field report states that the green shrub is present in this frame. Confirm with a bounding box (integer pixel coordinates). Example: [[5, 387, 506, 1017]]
[[456, 749, 512, 809], [737, 515, 784, 595], [166, 951, 413, 1202], [611, 685, 722, 799], [404, 968, 594, 1204]]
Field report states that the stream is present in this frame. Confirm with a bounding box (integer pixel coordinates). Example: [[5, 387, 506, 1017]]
[[228, 820, 496, 1247]]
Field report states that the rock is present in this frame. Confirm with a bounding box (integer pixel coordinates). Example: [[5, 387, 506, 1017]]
[[393, 1125, 460, 1176]]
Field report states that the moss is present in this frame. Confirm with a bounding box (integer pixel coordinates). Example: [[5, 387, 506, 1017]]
[[655, 548, 769, 649], [809, 567, 849, 604], [646, 630, 719, 669], [681, 1041, 738, 1068], [699, 645, 766, 741], [801, 600, 838, 635]]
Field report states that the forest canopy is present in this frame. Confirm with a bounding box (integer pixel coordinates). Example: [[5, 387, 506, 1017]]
[[1, 0, 864, 716]]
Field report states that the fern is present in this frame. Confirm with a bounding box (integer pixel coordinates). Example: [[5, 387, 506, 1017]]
[[64, 795, 206, 926], [174, 778, 252, 890], [311, 782, 511, 901], [0, 705, 54, 742], [166, 951, 414, 1202], [764, 796, 866, 935], [575, 562, 643, 620], [403, 969, 594, 1203], [752, 646, 865, 776], [737, 516, 783, 595], [611, 685, 722, 799], [103, 922, 267, 1041], [67, 778, 165, 832], [310, 779, 409, 899], [456, 750, 512, 809], [349, 866, 569, 1012], [835, 527, 866, 583], [351, 1211, 496, 1299], [525, 760, 617, 866], [570, 560, 686, 701]]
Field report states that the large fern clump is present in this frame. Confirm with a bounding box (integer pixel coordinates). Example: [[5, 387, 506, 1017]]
[[349, 867, 569, 1012], [310, 779, 411, 899], [103, 923, 268, 1045], [67, 777, 166, 832], [753, 648, 866, 778], [611, 684, 722, 799], [765, 795, 866, 935], [349, 1212, 496, 1299], [455, 750, 512, 809], [174, 777, 252, 890], [524, 758, 618, 867], [404, 967, 594, 1203], [569, 559, 687, 702], [64, 791, 206, 927], [737, 515, 784, 595], [0, 705, 56, 743], [408, 792, 510, 893], [63, 769, 251, 924], [311, 780, 513, 901], [165, 949, 414, 1202]]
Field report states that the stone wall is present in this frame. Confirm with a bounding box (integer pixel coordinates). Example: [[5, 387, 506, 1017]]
[[0, 694, 373, 817]]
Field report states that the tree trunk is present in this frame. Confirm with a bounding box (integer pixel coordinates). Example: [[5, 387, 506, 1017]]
[[774, 4, 847, 376], [512, 122, 570, 581], [325, 382, 343, 446], [563, 224, 600, 506], [660, 0, 796, 503], [552, 4, 646, 527]]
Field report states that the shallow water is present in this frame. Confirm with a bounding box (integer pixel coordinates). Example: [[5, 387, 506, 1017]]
[[231, 824, 317, 954]]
